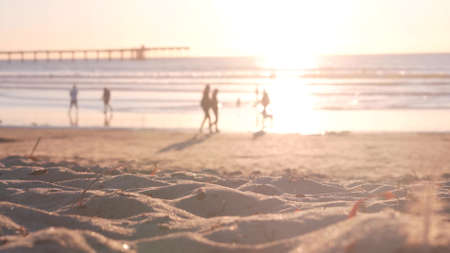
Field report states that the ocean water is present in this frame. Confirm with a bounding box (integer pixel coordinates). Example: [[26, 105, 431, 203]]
[[1, 54, 450, 133]]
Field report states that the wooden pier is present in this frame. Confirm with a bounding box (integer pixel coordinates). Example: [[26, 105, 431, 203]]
[[0, 45, 189, 62]]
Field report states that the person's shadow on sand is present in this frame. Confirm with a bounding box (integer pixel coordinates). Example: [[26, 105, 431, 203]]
[[252, 130, 266, 140], [157, 134, 212, 153]]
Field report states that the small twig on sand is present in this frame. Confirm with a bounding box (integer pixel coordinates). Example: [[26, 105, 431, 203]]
[[72, 174, 103, 208], [28, 137, 42, 159]]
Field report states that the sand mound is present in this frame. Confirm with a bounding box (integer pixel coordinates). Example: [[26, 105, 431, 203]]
[[0, 179, 74, 191], [135, 232, 298, 253], [139, 182, 205, 199], [204, 210, 346, 245], [61, 193, 157, 219], [0, 213, 27, 237], [287, 211, 450, 253], [253, 175, 345, 194], [238, 183, 282, 196], [0, 202, 131, 239], [0, 155, 449, 252], [0, 165, 96, 183], [0, 227, 133, 253], [5, 188, 81, 211], [101, 174, 168, 190], [57, 178, 102, 189], [173, 186, 291, 218], [136, 232, 251, 253]]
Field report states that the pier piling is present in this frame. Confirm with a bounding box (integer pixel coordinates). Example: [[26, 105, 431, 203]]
[[0, 45, 189, 62]]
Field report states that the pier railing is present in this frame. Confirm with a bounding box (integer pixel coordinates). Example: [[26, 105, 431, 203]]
[[0, 45, 189, 62]]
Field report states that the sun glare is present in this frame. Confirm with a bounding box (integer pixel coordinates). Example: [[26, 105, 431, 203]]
[[260, 72, 323, 135], [253, 49, 325, 134]]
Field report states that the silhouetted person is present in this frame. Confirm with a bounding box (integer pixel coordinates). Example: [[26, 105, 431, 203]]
[[199, 84, 212, 133], [254, 86, 260, 127], [68, 84, 79, 126], [236, 98, 241, 107], [211, 89, 219, 133], [260, 89, 272, 129], [102, 88, 113, 126], [254, 86, 259, 106], [102, 88, 111, 113]]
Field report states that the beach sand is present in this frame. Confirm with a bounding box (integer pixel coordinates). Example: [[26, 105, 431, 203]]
[[0, 128, 449, 252]]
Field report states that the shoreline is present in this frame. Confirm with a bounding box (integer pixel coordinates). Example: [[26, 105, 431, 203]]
[[3, 108, 450, 134], [4, 124, 450, 135]]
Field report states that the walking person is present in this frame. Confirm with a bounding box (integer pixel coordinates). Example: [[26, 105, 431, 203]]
[[102, 88, 112, 114], [102, 88, 113, 126], [260, 89, 273, 129], [254, 86, 260, 127], [199, 84, 212, 133], [68, 84, 79, 126], [254, 86, 259, 106], [210, 89, 220, 133]]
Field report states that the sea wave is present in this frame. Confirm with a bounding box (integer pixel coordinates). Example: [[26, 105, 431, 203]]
[[2, 70, 450, 80]]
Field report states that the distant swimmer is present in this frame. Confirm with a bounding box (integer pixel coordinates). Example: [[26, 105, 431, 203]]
[[211, 89, 220, 133], [199, 84, 212, 133], [102, 87, 113, 126], [68, 84, 79, 126]]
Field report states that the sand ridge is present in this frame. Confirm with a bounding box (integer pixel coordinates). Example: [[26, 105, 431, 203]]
[[0, 154, 449, 252]]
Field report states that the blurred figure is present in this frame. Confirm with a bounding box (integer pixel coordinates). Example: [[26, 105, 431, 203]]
[[211, 89, 220, 133], [69, 84, 78, 111], [236, 97, 241, 107], [68, 84, 79, 127], [254, 86, 260, 127], [102, 88, 112, 114], [199, 84, 212, 133], [102, 88, 113, 126], [261, 89, 270, 116], [254, 86, 259, 106], [260, 89, 273, 129]]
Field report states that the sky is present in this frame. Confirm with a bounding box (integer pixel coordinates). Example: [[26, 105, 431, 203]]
[[1, 0, 450, 56]]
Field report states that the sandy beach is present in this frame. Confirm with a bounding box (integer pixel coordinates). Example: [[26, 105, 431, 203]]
[[4, 0, 450, 252], [1, 127, 449, 252]]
